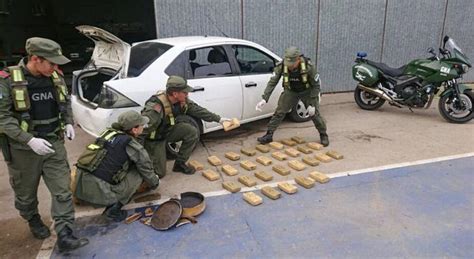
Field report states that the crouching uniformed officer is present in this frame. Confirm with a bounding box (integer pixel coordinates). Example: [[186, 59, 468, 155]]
[[142, 75, 230, 177], [74, 111, 160, 221], [255, 46, 329, 146], [0, 37, 88, 252]]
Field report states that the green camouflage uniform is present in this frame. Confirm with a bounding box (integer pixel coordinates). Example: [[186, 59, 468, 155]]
[[262, 58, 327, 134], [0, 61, 75, 234], [142, 76, 221, 178], [74, 125, 160, 206]]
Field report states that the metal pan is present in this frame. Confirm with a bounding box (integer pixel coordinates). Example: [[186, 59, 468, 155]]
[[180, 192, 206, 218], [150, 199, 182, 231]]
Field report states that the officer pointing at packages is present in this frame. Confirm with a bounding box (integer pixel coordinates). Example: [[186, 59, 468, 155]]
[[0, 37, 88, 252], [142, 75, 230, 177], [74, 110, 160, 222], [255, 46, 329, 146]]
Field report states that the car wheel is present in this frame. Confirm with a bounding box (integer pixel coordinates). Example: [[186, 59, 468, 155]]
[[165, 115, 203, 159], [287, 100, 312, 122]]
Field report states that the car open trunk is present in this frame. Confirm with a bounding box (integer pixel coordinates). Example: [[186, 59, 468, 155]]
[[72, 68, 116, 106], [72, 25, 130, 107]]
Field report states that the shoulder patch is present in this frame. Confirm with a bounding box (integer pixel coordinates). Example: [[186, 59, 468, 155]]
[[0, 70, 10, 79], [153, 103, 162, 113], [314, 73, 320, 82]]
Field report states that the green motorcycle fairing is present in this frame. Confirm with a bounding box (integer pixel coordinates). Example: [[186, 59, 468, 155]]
[[440, 83, 469, 97], [403, 59, 459, 83]]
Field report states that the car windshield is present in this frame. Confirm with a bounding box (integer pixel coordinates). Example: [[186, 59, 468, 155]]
[[445, 38, 464, 55], [127, 42, 172, 77]]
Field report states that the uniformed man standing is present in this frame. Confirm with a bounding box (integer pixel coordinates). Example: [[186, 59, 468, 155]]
[[0, 37, 88, 252], [74, 110, 160, 222], [255, 46, 329, 146], [142, 75, 229, 177]]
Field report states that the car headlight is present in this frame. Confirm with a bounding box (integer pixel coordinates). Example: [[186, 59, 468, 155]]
[[462, 64, 469, 73], [98, 86, 139, 108]]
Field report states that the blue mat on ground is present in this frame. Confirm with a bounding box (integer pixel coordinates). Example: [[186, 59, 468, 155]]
[[53, 157, 474, 258]]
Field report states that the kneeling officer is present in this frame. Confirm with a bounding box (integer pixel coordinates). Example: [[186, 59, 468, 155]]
[[74, 111, 160, 221], [142, 75, 229, 177]]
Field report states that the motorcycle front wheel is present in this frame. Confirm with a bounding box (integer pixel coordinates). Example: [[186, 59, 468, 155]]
[[354, 86, 385, 110], [438, 89, 474, 123]]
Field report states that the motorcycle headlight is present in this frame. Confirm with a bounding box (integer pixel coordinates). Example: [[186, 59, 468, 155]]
[[462, 64, 469, 73]]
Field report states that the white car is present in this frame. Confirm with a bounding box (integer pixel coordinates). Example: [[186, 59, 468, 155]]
[[71, 25, 311, 139]]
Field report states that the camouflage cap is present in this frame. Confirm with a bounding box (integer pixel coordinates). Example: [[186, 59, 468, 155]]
[[283, 46, 301, 66], [117, 110, 149, 131], [26, 37, 71, 65], [166, 75, 194, 92]]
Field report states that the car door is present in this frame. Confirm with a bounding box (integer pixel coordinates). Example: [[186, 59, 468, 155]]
[[183, 45, 243, 131], [231, 45, 279, 120]]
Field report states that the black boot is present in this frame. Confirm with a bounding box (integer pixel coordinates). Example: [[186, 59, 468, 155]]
[[257, 130, 273, 144], [320, 133, 329, 147], [56, 227, 89, 253], [172, 161, 196, 175], [28, 214, 51, 239], [103, 202, 127, 222]]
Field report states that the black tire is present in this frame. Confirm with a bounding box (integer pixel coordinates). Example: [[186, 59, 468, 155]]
[[287, 100, 312, 122], [438, 89, 474, 124], [165, 115, 203, 159], [354, 86, 385, 110]]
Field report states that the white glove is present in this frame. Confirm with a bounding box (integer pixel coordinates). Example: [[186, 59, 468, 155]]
[[255, 99, 266, 112], [307, 106, 316, 117], [27, 138, 55, 155], [219, 117, 231, 125], [65, 124, 75, 140]]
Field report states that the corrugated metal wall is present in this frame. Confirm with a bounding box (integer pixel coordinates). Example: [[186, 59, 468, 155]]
[[154, 0, 473, 92]]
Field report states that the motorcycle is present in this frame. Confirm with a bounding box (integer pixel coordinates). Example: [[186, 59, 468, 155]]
[[352, 36, 473, 123]]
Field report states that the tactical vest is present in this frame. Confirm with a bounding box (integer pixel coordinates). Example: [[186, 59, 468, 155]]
[[7, 66, 68, 136], [89, 129, 131, 184], [148, 91, 188, 140], [282, 56, 310, 91]]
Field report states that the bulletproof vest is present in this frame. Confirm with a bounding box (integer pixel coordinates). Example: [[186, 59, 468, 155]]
[[148, 91, 188, 140], [26, 75, 60, 134], [282, 57, 309, 91], [92, 130, 131, 184], [7, 66, 68, 136]]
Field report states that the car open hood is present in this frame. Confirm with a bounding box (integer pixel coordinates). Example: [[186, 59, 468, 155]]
[[76, 25, 130, 75]]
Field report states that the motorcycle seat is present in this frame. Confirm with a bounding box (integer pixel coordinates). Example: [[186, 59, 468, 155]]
[[367, 60, 406, 77]]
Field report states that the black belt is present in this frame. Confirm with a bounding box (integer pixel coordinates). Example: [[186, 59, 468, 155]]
[[35, 131, 60, 141]]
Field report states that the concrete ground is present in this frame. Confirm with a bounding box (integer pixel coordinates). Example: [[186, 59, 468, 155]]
[[0, 92, 473, 258]]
